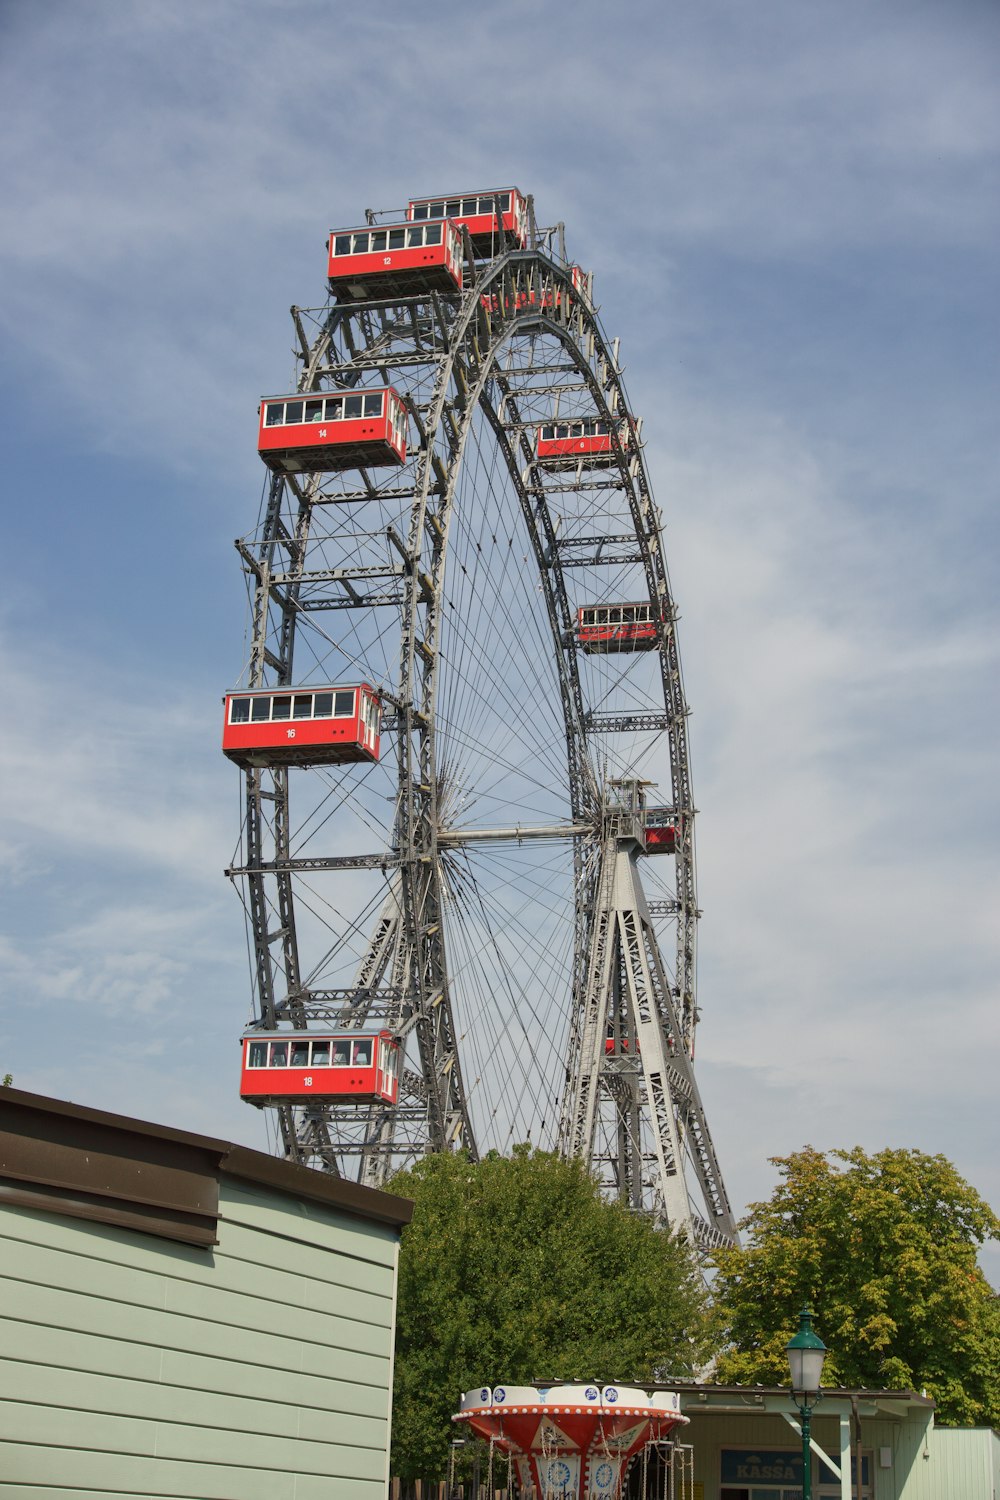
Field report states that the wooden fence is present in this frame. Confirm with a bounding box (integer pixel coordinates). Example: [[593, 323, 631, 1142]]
[[389, 1486, 510, 1500], [389, 1443, 693, 1499]]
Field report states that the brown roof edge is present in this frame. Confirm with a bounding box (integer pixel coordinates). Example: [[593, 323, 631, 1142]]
[[675, 1383, 935, 1408], [220, 1143, 413, 1228], [0, 1085, 231, 1157], [0, 1087, 412, 1231]]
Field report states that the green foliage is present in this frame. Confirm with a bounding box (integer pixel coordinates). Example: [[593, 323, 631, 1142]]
[[1, 1074, 11, 1087], [389, 1146, 711, 1479], [712, 1146, 1000, 1426]]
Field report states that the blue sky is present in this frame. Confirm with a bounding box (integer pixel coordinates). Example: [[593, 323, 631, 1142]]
[[1, 0, 998, 1277]]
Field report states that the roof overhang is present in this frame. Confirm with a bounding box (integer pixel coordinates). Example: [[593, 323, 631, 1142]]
[[675, 1384, 935, 1420], [0, 1087, 413, 1247]]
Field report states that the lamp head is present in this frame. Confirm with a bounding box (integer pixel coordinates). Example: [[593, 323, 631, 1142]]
[[785, 1305, 827, 1397]]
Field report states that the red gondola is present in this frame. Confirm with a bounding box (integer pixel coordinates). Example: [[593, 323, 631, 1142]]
[[537, 416, 632, 468], [407, 187, 527, 257], [604, 1036, 640, 1054], [257, 388, 408, 474], [569, 263, 592, 304], [480, 265, 591, 317], [222, 683, 381, 769], [328, 218, 463, 300], [240, 1029, 400, 1107], [643, 808, 678, 854], [576, 602, 660, 654]]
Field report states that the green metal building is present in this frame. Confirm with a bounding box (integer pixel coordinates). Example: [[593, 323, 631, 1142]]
[[0, 1087, 412, 1498], [678, 1384, 1000, 1500]]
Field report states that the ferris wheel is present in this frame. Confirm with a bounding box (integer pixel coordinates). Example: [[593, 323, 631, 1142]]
[[225, 187, 736, 1250]]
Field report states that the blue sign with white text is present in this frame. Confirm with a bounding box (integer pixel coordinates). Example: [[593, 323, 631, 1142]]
[[721, 1447, 871, 1488], [721, 1450, 803, 1484]]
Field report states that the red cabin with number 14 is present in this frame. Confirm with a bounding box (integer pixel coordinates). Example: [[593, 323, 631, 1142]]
[[258, 388, 407, 474]]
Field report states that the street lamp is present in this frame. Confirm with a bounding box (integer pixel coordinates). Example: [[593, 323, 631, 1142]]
[[786, 1306, 827, 1500]]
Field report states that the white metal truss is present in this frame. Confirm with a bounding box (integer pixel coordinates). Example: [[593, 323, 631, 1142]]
[[561, 783, 735, 1246]]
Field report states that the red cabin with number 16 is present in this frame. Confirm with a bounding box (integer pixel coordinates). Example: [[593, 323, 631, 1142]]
[[222, 683, 381, 769]]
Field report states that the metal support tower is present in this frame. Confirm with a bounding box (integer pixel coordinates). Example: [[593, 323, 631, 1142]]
[[561, 780, 736, 1247]]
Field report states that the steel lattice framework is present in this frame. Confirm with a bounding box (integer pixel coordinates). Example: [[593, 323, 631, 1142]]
[[227, 199, 736, 1251]]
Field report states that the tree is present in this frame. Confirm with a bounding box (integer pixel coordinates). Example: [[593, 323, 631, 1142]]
[[389, 1146, 711, 1479], [712, 1146, 1000, 1426]]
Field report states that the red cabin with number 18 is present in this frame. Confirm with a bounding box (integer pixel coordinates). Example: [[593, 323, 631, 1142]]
[[240, 1030, 400, 1107]]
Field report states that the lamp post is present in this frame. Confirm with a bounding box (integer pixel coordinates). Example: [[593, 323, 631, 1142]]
[[786, 1306, 827, 1500]]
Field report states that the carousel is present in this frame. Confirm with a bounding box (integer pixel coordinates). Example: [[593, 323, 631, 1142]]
[[453, 1383, 690, 1498]]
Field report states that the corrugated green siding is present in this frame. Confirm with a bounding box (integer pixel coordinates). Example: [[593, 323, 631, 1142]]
[[683, 1408, 995, 1500], [685, 1408, 927, 1499], [915, 1427, 996, 1500], [0, 1175, 400, 1498]]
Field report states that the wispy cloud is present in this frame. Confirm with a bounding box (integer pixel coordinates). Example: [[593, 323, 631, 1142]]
[[0, 628, 232, 883]]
